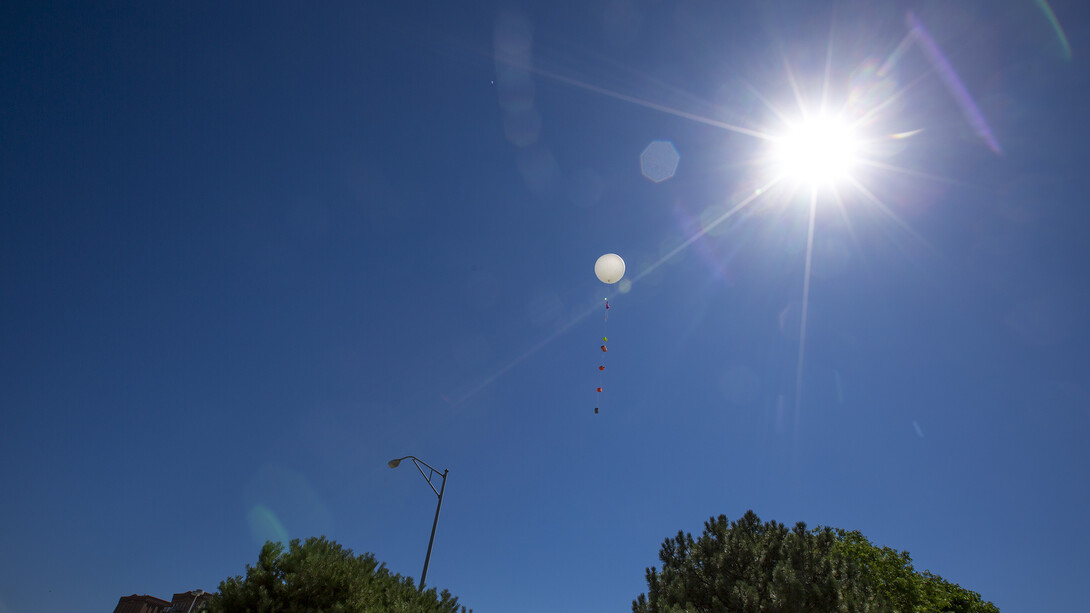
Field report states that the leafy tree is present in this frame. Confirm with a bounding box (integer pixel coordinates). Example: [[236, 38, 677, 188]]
[[207, 536, 469, 613], [833, 530, 998, 613], [633, 510, 997, 613]]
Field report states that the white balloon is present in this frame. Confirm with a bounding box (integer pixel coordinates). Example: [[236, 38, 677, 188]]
[[594, 253, 625, 284]]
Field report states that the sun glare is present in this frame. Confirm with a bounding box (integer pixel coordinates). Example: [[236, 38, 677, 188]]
[[772, 115, 859, 186]]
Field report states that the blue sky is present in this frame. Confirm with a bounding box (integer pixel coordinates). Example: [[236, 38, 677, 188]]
[[2, 1, 1088, 611]]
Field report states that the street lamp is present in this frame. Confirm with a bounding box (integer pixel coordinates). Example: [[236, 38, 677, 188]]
[[388, 455, 448, 589]]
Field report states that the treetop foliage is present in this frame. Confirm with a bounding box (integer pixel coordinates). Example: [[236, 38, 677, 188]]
[[207, 536, 468, 613], [633, 510, 998, 613]]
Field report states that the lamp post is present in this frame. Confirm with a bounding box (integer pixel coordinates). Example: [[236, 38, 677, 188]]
[[388, 455, 448, 589]]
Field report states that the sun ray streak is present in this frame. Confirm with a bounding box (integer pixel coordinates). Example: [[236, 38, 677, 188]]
[[845, 176, 935, 254], [633, 176, 783, 281], [820, 9, 837, 116], [795, 189, 818, 414], [781, 55, 809, 120], [879, 29, 918, 77], [850, 65, 933, 131], [857, 158, 978, 188], [828, 184, 862, 257], [570, 43, 745, 120], [445, 299, 602, 407], [495, 56, 773, 140], [743, 81, 792, 126]]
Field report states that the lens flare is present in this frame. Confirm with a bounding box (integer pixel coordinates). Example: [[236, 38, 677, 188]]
[[247, 505, 289, 546]]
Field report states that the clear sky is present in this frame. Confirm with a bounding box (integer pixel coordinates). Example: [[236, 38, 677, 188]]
[[2, 1, 1088, 612]]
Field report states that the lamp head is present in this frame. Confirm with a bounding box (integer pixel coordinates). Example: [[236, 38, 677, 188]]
[[387, 458, 401, 469]]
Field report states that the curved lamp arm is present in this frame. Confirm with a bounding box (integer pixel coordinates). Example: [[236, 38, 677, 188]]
[[388, 455, 444, 498]]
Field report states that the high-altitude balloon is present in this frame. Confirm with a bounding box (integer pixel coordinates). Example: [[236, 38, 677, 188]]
[[594, 253, 625, 284]]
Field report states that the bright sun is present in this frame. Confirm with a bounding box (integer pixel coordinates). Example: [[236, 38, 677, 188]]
[[772, 115, 859, 187]]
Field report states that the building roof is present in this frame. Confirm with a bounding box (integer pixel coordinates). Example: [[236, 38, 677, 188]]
[[118, 594, 171, 606]]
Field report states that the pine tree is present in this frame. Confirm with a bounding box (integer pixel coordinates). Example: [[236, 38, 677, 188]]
[[633, 510, 997, 613]]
